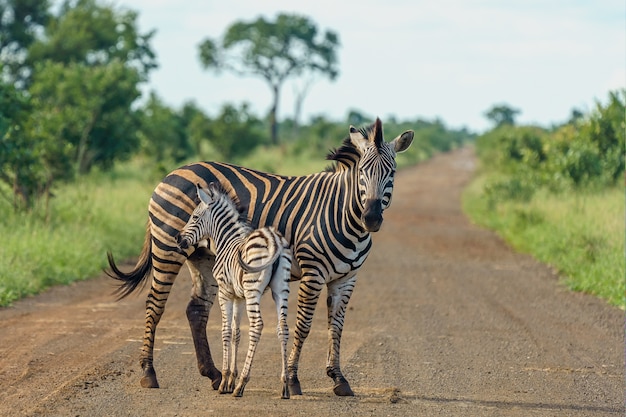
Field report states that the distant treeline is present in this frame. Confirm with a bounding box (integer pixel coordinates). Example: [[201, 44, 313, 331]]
[[0, 0, 473, 213]]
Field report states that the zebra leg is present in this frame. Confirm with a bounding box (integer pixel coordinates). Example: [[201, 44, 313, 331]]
[[186, 249, 221, 390], [234, 291, 263, 398], [325, 275, 357, 396], [230, 298, 245, 395], [139, 252, 186, 388], [218, 293, 234, 394], [270, 254, 291, 399], [287, 277, 324, 395]]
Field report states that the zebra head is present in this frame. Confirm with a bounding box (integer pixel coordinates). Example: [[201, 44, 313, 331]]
[[176, 182, 236, 250], [349, 118, 414, 232]]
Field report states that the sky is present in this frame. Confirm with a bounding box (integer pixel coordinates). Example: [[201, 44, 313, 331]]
[[117, 0, 624, 132]]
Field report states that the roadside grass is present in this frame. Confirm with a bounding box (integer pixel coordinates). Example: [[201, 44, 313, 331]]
[[463, 175, 625, 309], [0, 161, 156, 307]]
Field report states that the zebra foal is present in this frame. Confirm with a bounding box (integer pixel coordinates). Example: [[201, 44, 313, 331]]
[[177, 183, 291, 399]]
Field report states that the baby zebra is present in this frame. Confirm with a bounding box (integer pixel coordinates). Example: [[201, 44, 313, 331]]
[[177, 183, 291, 399]]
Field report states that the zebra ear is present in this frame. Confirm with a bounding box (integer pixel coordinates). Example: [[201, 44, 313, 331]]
[[390, 130, 414, 153], [197, 185, 212, 205], [372, 117, 384, 149], [349, 125, 369, 153]]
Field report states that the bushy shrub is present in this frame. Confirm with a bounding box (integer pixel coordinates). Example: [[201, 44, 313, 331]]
[[476, 90, 625, 205]]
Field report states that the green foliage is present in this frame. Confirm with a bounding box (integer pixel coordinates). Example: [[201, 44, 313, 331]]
[[464, 182, 624, 308], [0, 0, 51, 85], [0, 161, 155, 306], [484, 104, 521, 128], [476, 90, 625, 203], [208, 103, 268, 160], [29, 59, 142, 173], [467, 89, 625, 308], [27, 0, 156, 79], [0, 0, 154, 211], [236, 115, 473, 174], [138, 92, 192, 165], [198, 13, 340, 144]]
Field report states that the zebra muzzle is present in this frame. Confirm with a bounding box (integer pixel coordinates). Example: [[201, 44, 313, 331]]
[[176, 234, 190, 250], [362, 198, 383, 232]]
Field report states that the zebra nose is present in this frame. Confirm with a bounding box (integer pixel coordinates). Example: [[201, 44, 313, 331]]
[[362, 199, 383, 232], [176, 234, 188, 249]]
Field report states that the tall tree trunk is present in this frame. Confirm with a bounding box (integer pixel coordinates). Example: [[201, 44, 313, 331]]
[[269, 84, 280, 145]]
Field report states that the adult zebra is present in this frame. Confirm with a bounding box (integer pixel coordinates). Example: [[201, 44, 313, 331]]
[[107, 118, 413, 396]]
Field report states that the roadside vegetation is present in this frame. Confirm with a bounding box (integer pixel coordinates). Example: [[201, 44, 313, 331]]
[[463, 91, 625, 308]]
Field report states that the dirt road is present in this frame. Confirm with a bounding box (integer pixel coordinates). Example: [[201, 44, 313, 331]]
[[1, 147, 623, 416]]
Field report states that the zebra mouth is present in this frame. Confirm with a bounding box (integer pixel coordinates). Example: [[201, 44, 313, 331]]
[[176, 234, 190, 250], [362, 199, 383, 232]]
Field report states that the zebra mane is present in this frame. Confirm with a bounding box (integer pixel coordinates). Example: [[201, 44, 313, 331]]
[[203, 182, 249, 223], [325, 136, 361, 172], [325, 119, 383, 172]]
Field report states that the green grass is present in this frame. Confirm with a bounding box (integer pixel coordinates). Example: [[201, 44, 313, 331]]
[[0, 161, 156, 306], [463, 174, 625, 309]]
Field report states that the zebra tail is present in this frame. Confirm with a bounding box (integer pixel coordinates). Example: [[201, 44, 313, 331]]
[[106, 225, 153, 300], [237, 236, 281, 274]]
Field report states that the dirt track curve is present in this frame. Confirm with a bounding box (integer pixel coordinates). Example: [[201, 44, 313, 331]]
[[1, 147, 623, 417]]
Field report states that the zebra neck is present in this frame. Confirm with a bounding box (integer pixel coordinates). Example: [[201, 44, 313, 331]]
[[210, 220, 251, 255], [333, 167, 369, 237]]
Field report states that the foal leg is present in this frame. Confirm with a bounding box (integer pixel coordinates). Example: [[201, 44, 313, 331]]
[[234, 283, 265, 397], [218, 293, 234, 394], [270, 252, 291, 399]]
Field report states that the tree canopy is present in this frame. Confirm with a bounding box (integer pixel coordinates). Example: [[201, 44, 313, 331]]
[[198, 13, 340, 144], [484, 104, 521, 127]]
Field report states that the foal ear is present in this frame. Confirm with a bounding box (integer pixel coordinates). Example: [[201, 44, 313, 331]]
[[197, 184, 212, 205]]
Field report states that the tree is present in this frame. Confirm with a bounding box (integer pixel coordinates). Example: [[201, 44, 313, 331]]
[[25, 0, 156, 173], [138, 92, 192, 163], [180, 101, 213, 157], [0, 0, 156, 210], [28, 59, 142, 174], [0, 0, 51, 86], [27, 0, 156, 80], [198, 13, 339, 144], [484, 104, 521, 127], [207, 103, 267, 160]]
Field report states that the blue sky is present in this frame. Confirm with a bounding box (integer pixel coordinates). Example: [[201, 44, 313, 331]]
[[120, 0, 624, 132]]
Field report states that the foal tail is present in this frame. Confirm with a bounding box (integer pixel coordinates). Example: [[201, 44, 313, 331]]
[[106, 225, 153, 300], [237, 228, 282, 273]]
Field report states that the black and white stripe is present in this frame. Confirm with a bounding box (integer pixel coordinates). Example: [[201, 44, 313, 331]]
[[107, 118, 414, 396]]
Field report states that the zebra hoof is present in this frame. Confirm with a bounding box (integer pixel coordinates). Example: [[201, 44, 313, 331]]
[[200, 365, 222, 390], [288, 376, 302, 395], [281, 382, 290, 399], [233, 381, 247, 397], [140, 367, 159, 388], [333, 381, 354, 396], [209, 373, 222, 390]]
